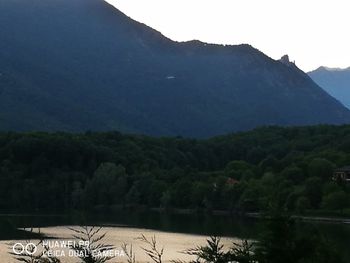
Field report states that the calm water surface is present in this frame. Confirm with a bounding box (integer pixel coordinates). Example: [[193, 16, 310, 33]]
[[0, 211, 349, 262]]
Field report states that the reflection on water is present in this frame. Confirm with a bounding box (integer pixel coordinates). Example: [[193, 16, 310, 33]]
[[1, 211, 350, 261], [0, 211, 259, 239], [0, 226, 238, 263]]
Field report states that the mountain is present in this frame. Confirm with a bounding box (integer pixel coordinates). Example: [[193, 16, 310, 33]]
[[0, 0, 350, 137], [308, 66, 350, 109]]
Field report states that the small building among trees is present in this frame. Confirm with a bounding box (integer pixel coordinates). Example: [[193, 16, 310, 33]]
[[332, 166, 350, 183]]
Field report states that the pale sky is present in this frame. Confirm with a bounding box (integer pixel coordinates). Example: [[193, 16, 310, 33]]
[[105, 0, 350, 72]]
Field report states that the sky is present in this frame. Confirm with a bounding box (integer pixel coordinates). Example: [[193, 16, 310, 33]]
[[105, 0, 350, 72]]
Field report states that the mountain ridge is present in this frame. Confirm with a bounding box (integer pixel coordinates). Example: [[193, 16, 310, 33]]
[[310, 66, 350, 72], [308, 66, 350, 109], [0, 0, 349, 137]]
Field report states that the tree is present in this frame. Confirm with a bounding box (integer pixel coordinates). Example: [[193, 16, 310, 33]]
[[191, 182, 211, 208], [238, 180, 263, 212], [280, 165, 304, 183], [71, 181, 84, 209], [179, 237, 256, 263], [69, 226, 115, 263], [295, 196, 310, 214], [137, 235, 163, 263], [224, 160, 254, 180], [183, 236, 226, 263], [160, 190, 172, 209], [307, 158, 335, 181], [322, 191, 349, 212], [171, 179, 193, 208], [126, 183, 141, 205], [304, 177, 323, 208], [84, 163, 127, 207]]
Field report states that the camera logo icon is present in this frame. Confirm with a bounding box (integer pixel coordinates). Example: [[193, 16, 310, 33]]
[[12, 243, 37, 255]]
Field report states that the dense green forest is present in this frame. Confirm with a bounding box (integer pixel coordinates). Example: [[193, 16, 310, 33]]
[[0, 125, 350, 215]]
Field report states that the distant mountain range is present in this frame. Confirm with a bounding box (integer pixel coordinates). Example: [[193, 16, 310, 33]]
[[309, 67, 350, 109], [0, 0, 350, 137]]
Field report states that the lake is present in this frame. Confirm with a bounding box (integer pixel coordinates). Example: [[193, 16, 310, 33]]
[[0, 211, 349, 262]]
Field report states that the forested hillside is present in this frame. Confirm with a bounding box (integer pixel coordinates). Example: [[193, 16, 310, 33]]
[[1, 125, 350, 215]]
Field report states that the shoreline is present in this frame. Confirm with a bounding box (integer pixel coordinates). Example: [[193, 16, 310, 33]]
[[148, 207, 350, 224], [2, 208, 350, 225]]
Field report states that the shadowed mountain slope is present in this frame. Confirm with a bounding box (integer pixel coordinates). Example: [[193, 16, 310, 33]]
[[0, 0, 349, 137]]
